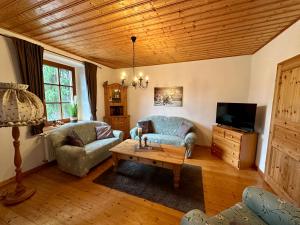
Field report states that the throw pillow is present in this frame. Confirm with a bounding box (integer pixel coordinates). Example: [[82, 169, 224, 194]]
[[64, 130, 84, 147], [96, 125, 114, 140], [137, 120, 154, 134], [176, 121, 193, 138]]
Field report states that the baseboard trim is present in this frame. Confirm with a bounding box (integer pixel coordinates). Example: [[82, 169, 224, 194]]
[[0, 161, 56, 188]]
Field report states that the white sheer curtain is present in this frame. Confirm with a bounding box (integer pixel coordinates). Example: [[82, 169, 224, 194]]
[[76, 67, 92, 121]]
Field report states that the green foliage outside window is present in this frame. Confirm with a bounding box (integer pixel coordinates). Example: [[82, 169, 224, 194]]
[[43, 63, 75, 121], [43, 65, 58, 84], [45, 104, 61, 121]]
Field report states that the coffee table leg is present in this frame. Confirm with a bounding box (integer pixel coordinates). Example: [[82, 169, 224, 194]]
[[112, 153, 119, 172], [173, 166, 181, 188]]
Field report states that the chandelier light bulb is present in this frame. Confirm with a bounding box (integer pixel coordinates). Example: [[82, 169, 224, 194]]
[[121, 72, 126, 80]]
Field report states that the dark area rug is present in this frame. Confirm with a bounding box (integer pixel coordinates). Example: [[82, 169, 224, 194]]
[[93, 160, 205, 212]]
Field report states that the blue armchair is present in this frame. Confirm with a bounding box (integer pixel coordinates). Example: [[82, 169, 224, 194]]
[[130, 115, 197, 158], [181, 186, 300, 225]]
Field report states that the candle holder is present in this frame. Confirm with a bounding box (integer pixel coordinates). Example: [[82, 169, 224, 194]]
[[144, 136, 148, 147], [137, 127, 142, 148], [138, 135, 142, 148]]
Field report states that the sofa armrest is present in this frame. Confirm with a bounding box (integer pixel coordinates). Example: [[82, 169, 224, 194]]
[[181, 209, 209, 225], [184, 132, 197, 145], [184, 132, 197, 158], [48, 131, 66, 149], [130, 127, 138, 139], [57, 145, 86, 158], [113, 130, 124, 141], [243, 186, 300, 225]]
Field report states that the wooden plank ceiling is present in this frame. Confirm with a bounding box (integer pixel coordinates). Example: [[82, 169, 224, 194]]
[[0, 0, 300, 68]]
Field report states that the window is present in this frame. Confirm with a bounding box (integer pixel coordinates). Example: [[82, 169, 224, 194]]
[[43, 60, 76, 122]]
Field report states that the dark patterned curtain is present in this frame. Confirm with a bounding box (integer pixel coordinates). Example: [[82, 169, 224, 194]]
[[84, 62, 98, 120], [12, 38, 45, 135]]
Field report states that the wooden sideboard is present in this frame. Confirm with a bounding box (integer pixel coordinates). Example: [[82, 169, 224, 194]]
[[211, 125, 257, 169], [103, 82, 130, 138]]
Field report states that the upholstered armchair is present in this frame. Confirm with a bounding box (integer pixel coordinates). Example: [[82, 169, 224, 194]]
[[181, 186, 300, 225]]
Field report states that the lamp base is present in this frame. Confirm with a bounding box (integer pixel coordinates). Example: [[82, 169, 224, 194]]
[[3, 186, 36, 205]]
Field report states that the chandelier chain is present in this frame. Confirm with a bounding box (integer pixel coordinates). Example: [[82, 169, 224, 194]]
[[132, 37, 135, 77]]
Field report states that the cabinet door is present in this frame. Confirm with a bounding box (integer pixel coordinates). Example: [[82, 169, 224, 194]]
[[265, 55, 300, 206]]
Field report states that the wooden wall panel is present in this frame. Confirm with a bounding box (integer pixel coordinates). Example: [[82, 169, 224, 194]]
[[0, 0, 299, 68]]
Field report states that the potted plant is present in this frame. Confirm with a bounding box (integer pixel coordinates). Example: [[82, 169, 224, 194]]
[[69, 96, 78, 122]]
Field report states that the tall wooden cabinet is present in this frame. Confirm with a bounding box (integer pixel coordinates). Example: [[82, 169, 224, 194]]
[[211, 125, 257, 169], [103, 82, 130, 138], [265, 55, 300, 207]]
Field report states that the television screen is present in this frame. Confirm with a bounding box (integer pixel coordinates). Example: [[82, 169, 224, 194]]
[[216, 103, 257, 132]]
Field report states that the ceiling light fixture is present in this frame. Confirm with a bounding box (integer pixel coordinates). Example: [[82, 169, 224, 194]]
[[121, 36, 149, 89]]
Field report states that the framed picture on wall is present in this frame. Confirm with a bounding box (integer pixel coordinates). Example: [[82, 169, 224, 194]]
[[154, 86, 183, 107]]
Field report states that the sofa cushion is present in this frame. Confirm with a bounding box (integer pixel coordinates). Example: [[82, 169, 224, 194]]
[[141, 115, 194, 136], [208, 203, 268, 225], [176, 121, 193, 138], [96, 125, 114, 140], [135, 133, 185, 146], [137, 120, 153, 134], [72, 124, 98, 145], [85, 137, 120, 154], [64, 130, 84, 147], [85, 137, 120, 168], [49, 121, 109, 147]]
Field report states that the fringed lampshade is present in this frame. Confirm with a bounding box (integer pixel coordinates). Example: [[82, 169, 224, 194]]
[[0, 82, 45, 205], [0, 83, 44, 127]]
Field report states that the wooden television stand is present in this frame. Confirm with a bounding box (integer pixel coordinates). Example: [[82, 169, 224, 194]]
[[211, 125, 257, 169]]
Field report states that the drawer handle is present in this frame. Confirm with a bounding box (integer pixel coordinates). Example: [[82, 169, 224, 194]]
[[153, 161, 157, 164], [129, 156, 133, 159]]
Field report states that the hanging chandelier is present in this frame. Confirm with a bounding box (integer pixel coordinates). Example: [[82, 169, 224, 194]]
[[121, 36, 149, 89]]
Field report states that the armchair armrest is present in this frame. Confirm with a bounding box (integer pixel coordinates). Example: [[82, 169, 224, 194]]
[[130, 127, 138, 140], [113, 130, 124, 141], [181, 209, 209, 225], [243, 186, 300, 225]]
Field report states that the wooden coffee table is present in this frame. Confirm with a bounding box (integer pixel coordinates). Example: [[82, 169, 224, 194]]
[[109, 139, 185, 188]]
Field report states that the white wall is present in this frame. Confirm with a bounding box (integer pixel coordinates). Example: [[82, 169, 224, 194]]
[[115, 56, 252, 146], [248, 21, 300, 172]]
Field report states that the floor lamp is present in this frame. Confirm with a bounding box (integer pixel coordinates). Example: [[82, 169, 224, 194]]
[[0, 82, 45, 205]]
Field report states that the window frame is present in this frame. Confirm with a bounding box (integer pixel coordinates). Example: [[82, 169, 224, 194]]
[[43, 60, 76, 124]]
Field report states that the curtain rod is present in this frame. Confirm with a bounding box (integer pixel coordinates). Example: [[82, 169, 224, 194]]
[[0, 33, 102, 69]]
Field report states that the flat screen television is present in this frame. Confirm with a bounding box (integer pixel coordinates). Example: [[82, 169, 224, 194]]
[[216, 102, 257, 132]]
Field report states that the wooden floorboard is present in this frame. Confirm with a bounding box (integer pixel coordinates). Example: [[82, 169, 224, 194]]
[[0, 146, 270, 225]]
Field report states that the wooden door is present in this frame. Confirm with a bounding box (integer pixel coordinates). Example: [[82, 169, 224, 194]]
[[265, 54, 300, 206]]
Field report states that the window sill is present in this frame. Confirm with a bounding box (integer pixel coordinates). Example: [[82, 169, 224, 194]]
[[38, 126, 60, 136]]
